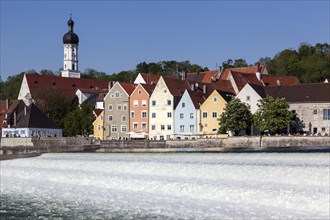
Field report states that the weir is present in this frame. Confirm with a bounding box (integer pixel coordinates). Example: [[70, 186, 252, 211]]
[[1, 136, 330, 160]]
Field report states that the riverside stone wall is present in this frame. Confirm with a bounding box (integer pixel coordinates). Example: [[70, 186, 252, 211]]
[[1, 136, 329, 160]]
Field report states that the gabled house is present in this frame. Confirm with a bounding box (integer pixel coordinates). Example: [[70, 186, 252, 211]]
[[227, 71, 300, 94], [264, 83, 330, 135], [0, 99, 25, 131], [1, 103, 62, 138], [236, 83, 265, 114], [93, 109, 104, 140], [199, 90, 233, 137], [186, 69, 220, 83], [129, 84, 155, 139], [103, 82, 135, 140], [134, 73, 161, 85], [220, 64, 269, 80], [149, 76, 189, 140], [18, 73, 110, 106], [174, 89, 207, 140]]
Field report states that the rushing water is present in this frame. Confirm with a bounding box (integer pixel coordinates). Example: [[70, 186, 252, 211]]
[[1, 153, 329, 219]]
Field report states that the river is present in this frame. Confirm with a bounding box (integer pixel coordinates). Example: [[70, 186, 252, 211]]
[[1, 153, 329, 219]]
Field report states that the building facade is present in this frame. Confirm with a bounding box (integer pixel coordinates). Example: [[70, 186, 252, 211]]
[[103, 82, 135, 140]]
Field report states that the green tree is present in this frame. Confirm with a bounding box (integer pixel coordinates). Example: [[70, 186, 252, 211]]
[[81, 68, 107, 79], [218, 98, 253, 136], [63, 104, 95, 137], [234, 58, 248, 67], [254, 96, 295, 135], [222, 59, 234, 69], [0, 72, 25, 99], [33, 88, 78, 129]]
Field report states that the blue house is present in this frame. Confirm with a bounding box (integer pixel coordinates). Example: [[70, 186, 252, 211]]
[[174, 88, 207, 140]]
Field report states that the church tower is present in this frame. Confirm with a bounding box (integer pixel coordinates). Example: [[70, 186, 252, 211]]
[[61, 15, 80, 78]]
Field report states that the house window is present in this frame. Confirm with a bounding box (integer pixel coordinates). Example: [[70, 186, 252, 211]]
[[108, 104, 113, 111], [180, 113, 184, 119], [121, 115, 126, 122], [164, 90, 167, 93], [323, 109, 330, 120], [166, 135, 170, 140], [142, 123, 147, 129], [123, 104, 128, 110], [151, 125, 156, 130], [213, 97, 218, 102], [180, 125, 184, 132], [246, 96, 250, 101], [138, 90, 142, 95], [190, 113, 194, 119], [152, 100, 156, 106], [182, 102, 185, 108], [97, 125, 101, 131], [212, 128, 218, 132], [152, 112, 156, 118], [109, 115, 113, 121], [167, 100, 171, 106], [111, 125, 117, 132], [203, 112, 207, 118], [117, 104, 122, 110], [133, 123, 138, 129], [212, 112, 217, 118], [190, 125, 194, 132], [141, 111, 147, 118], [133, 100, 138, 107], [115, 92, 120, 98], [142, 100, 147, 106], [121, 125, 127, 133], [321, 127, 326, 132], [161, 125, 165, 130], [167, 112, 172, 118], [313, 109, 317, 115], [167, 125, 171, 130], [131, 111, 135, 118]]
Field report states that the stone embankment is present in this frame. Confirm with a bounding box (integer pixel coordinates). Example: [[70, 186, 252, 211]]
[[1, 136, 329, 160]]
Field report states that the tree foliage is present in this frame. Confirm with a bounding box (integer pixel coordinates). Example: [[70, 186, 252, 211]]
[[0, 72, 24, 99], [218, 98, 253, 135], [63, 104, 95, 137], [254, 96, 295, 135], [33, 88, 78, 129], [268, 43, 330, 82]]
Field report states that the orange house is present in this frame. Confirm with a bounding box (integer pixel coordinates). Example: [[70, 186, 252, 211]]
[[129, 84, 155, 139]]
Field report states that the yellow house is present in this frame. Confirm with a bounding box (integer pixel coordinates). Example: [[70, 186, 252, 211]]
[[199, 90, 232, 138], [93, 110, 104, 140]]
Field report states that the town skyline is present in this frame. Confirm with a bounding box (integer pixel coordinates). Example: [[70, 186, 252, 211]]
[[1, 1, 329, 81]]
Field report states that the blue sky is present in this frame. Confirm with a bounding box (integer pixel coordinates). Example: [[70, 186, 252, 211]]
[[1, 1, 329, 81]]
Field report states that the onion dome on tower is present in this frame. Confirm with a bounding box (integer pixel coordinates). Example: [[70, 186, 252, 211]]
[[63, 16, 79, 44]]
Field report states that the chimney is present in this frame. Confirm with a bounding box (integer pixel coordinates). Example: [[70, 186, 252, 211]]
[[108, 81, 112, 90], [277, 79, 282, 86], [191, 84, 195, 91], [5, 99, 9, 109], [197, 71, 200, 75], [257, 63, 260, 72], [14, 111, 17, 127], [203, 85, 207, 94]]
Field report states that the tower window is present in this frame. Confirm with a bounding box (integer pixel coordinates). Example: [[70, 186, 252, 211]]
[[72, 64, 75, 70]]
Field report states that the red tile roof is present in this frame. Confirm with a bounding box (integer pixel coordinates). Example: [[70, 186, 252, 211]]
[[140, 73, 161, 85], [230, 71, 299, 92], [119, 82, 136, 95], [264, 83, 330, 103], [221, 65, 266, 80], [163, 76, 190, 97], [140, 83, 156, 95], [186, 70, 219, 83], [25, 73, 110, 97], [0, 100, 24, 128], [211, 80, 235, 94], [93, 109, 103, 117]]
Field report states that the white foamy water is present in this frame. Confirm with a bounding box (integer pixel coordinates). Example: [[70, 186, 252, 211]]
[[1, 153, 329, 219]]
